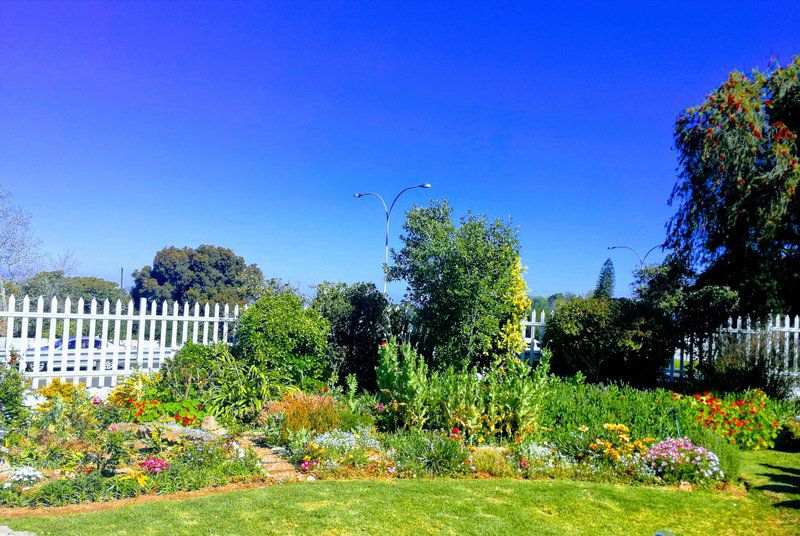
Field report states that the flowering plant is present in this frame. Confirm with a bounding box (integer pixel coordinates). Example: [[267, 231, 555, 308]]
[[643, 437, 724, 483], [138, 456, 170, 474], [299, 427, 380, 473], [3, 466, 44, 489], [678, 389, 780, 449]]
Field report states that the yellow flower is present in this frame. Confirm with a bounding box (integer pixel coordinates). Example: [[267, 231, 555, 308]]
[[578, 426, 588, 432], [478, 436, 485, 443]]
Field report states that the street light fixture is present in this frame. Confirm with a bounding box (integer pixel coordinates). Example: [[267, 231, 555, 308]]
[[607, 243, 664, 267], [353, 183, 432, 293]]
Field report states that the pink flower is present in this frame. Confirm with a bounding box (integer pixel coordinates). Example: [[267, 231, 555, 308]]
[[139, 457, 169, 474], [108, 425, 118, 432], [92, 397, 103, 405], [378, 403, 384, 411]]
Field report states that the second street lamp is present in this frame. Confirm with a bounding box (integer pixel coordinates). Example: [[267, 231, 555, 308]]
[[607, 243, 664, 267], [354, 183, 432, 293]]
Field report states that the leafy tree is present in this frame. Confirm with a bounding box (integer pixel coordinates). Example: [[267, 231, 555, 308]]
[[131, 244, 264, 306], [232, 291, 331, 390], [593, 258, 615, 299], [543, 297, 674, 387], [389, 199, 531, 368], [668, 57, 800, 315], [528, 292, 577, 311], [634, 255, 739, 364], [20, 271, 128, 308], [311, 281, 390, 391]]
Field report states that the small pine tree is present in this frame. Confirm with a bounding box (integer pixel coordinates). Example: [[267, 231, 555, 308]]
[[594, 258, 615, 299]]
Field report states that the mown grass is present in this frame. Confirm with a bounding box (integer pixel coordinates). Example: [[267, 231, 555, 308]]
[[2, 451, 798, 536]]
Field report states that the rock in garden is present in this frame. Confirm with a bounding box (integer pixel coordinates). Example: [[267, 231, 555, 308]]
[[200, 416, 228, 437], [0, 526, 37, 536], [113, 422, 215, 443]]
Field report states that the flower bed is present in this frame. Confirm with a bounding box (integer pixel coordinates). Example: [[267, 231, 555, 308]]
[[0, 377, 262, 508]]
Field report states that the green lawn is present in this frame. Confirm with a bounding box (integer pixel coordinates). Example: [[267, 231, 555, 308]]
[[2, 451, 798, 536]]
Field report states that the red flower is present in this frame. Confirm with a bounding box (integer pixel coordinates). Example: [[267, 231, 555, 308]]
[[452, 427, 460, 435], [380, 341, 388, 346], [323, 387, 329, 393]]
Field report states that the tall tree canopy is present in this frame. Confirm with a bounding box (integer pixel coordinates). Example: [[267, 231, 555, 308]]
[[668, 57, 800, 315], [593, 258, 615, 299], [20, 271, 127, 307], [389, 199, 530, 368], [132, 245, 264, 305]]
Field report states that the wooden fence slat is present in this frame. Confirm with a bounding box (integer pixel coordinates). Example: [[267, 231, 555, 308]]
[[32, 296, 44, 384], [4, 295, 15, 352], [60, 298, 71, 382], [99, 300, 110, 383], [110, 299, 122, 386], [18, 296, 30, 373], [222, 304, 230, 342], [202, 303, 210, 345], [159, 300, 168, 369], [192, 303, 200, 344], [46, 297, 58, 379], [124, 299, 134, 375], [170, 301, 179, 351], [181, 302, 190, 345], [212, 303, 220, 343], [87, 298, 98, 386]]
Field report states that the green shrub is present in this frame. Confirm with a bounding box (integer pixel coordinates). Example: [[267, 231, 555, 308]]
[[0, 359, 28, 426], [384, 429, 469, 477], [376, 341, 551, 440], [376, 341, 431, 429], [312, 281, 390, 391], [159, 343, 230, 397], [233, 291, 331, 390], [544, 297, 674, 387], [156, 343, 281, 423]]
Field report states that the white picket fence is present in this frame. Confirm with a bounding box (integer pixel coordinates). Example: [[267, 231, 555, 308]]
[[0, 295, 240, 388], [3, 296, 798, 389], [666, 314, 800, 380], [523, 308, 800, 382], [521, 309, 547, 359]]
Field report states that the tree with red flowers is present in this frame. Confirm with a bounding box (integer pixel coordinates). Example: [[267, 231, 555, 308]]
[[668, 57, 800, 315]]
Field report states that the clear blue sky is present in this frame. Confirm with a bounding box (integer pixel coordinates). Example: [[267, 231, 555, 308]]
[[1, 2, 798, 301]]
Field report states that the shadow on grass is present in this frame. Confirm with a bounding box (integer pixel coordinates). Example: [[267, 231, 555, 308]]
[[755, 464, 800, 510]]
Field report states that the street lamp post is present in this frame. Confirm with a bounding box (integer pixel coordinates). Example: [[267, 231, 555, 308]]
[[354, 183, 432, 293], [607, 243, 664, 266]]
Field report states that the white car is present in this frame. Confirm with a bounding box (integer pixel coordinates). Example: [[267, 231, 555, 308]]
[[24, 336, 127, 372]]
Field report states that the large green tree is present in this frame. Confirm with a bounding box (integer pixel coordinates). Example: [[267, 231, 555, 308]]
[[131, 245, 264, 305], [669, 57, 800, 315], [312, 281, 390, 391], [593, 258, 615, 299], [389, 199, 530, 368], [20, 270, 127, 308], [528, 292, 576, 312]]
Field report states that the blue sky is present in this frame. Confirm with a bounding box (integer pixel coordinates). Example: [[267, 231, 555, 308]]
[[1, 1, 798, 301]]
